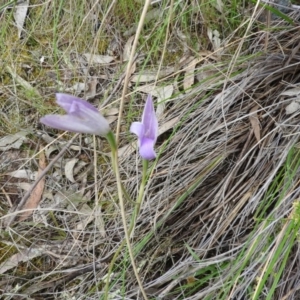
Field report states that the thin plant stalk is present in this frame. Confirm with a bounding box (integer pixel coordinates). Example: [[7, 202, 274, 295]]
[[130, 159, 149, 238], [103, 159, 149, 296], [116, 0, 152, 142], [106, 0, 153, 295], [93, 135, 106, 237], [106, 132, 148, 300]]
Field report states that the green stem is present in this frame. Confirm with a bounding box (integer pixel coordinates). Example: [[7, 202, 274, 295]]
[[130, 159, 148, 237], [105, 131, 148, 300]]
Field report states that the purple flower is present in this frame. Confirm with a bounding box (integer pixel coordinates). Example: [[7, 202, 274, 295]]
[[40, 93, 110, 136], [130, 94, 158, 160]]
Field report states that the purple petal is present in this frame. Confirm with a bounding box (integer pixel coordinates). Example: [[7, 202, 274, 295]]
[[130, 94, 159, 160], [39, 93, 111, 136], [130, 122, 144, 140], [142, 94, 158, 141], [41, 115, 97, 134], [56, 93, 98, 114], [139, 138, 156, 160], [41, 112, 110, 136]]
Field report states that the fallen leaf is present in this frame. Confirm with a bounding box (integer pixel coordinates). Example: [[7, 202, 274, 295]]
[[285, 101, 300, 115], [86, 76, 98, 98], [280, 87, 300, 97], [249, 106, 261, 144], [0, 130, 29, 151], [94, 206, 106, 237], [45, 145, 59, 159], [66, 82, 87, 93], [14, 0, 29, 39], [175, 29, 189, 53], [156, 102, 166, 118], [207, 28, 222, 54], [196, 62, 218, 82], [0, 246, 43, 274], [83, 53, 115, 64], [17, 182, 32, 191], [136, 84, 174, 100], [123, 36, 135, 61], [19, 148, 46, 222], [75, 204, 98, 236], [8, 169, 37, 180], [158, 116, 180, 135], [65, 158, 79, 183], [73, 160, 88, 179], [122, 35, 136, 76], [136, 84, 174, 117], [131, 72, 157, 83], [63, 159, 88, 183], [214, 0, 224, 12], [105, 108, 119, 116], [106, 115, 118, 124], [77, 54, 89, 76], [131, 67, 174, 83]]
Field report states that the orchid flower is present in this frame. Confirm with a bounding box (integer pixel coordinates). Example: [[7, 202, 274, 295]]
[[130, 94, 158, 160], [40, 93, 110, 136]]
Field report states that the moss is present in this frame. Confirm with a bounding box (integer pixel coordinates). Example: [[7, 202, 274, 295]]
[[98, 38, 109, 54], [0, 242, 18, 265], [15, 255, 57, 277]]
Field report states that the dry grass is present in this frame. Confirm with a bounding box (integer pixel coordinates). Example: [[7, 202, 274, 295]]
[[1, 1, 300, 299]]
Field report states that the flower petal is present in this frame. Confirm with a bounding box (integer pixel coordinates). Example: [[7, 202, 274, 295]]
[[141, 94, 158, 141], [130, 122, 144, 140], [41, 93, 110, 136], [72, 104, 110, 134], [41, 114, 109, 135], [139, 137, 156, 160], [130, 94, 159, 160], [56, 93, 98, 114]]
